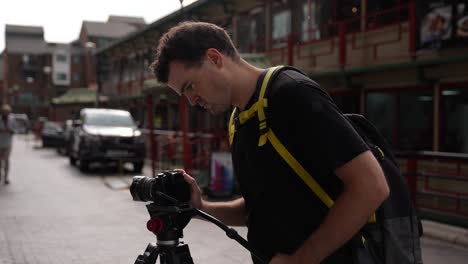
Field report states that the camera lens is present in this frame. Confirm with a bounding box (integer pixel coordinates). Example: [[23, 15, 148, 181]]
[[130, 176, 155, 202], [130, 171, 191, 204]]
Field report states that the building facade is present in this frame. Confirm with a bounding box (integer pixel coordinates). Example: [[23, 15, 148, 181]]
[[96, 0, 468, 154], [2, 16, 146, 121]]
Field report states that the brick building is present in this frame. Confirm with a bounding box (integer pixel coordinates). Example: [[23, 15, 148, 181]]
[[2, 16, 146, 121]]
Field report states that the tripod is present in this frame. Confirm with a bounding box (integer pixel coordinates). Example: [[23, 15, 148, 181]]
[[134, 202, 269, 264], [135, 240, 193, 264]]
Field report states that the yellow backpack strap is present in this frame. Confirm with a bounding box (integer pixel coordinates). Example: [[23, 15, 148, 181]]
[[257, 65, 283, 146], [228, 107, 238, 146], [267, 130, 335, 208]]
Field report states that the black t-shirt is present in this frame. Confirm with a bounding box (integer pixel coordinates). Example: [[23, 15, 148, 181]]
[[231, 69, 369, 263]]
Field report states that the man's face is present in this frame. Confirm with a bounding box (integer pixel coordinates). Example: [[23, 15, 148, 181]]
[[167, 54, 231, 115]]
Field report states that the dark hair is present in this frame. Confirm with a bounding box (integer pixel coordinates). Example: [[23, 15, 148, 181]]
[[150, 21, 239, 83]]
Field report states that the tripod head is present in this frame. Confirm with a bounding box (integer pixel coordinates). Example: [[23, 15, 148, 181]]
[[131, 173, 270, 264]]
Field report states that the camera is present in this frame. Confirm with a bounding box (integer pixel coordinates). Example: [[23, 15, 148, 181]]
[[130, 170, 191, 205]]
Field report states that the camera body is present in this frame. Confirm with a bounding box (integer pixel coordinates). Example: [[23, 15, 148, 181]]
[[130, 170, 191, 206]]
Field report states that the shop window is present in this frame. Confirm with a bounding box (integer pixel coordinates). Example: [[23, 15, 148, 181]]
[[366, 92, 397, 147], [441, 87, 468, 153], [366, 89, 433, 152], [398, 90, 433, 151]]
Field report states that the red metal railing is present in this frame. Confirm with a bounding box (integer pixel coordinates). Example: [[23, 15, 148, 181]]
[[398, 151, 468, 220], [249, 2, 417, 68], [141, 128, 228, 187]]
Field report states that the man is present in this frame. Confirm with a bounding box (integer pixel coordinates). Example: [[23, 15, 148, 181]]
[[0, 104, 15, 184], [150, 22, 389, 264]]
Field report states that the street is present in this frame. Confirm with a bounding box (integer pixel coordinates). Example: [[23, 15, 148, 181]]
[[1, 136, 468, 264]]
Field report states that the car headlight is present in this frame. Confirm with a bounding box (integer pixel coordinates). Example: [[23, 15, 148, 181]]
[[133, 130, 142, 137]]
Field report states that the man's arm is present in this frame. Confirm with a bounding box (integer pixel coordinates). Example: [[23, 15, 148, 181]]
[[180, 170, 247, 226], [271, 151, 389, 264], [201, 198, 246, 226]]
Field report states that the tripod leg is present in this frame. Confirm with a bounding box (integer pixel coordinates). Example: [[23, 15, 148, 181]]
[[135, 243, 159, 264], [159, 244, 194, 264]]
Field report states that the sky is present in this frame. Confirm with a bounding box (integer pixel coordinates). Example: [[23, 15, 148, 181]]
[[0, 0, 198, 52]]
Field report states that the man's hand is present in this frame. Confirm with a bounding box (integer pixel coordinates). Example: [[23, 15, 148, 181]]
[[175, 169, 203, 210], [175, 169, 246, 226]]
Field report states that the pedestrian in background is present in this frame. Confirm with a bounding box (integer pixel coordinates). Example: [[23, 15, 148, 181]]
[[0, 104, 15, 184]]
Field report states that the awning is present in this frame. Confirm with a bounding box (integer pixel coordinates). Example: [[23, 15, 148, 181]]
[[51, 88, 101, 105]]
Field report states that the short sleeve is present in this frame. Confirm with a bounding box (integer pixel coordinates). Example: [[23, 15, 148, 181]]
[[268, 73, 369, 178]]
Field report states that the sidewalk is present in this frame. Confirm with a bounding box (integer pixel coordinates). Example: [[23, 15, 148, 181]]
[[422, 220, 468, 248]]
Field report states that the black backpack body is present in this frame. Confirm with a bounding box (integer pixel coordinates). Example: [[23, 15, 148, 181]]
[[345, 114, 423, 264]]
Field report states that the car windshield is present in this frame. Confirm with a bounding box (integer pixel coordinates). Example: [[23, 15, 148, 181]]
[[84, 112, 134, 127]]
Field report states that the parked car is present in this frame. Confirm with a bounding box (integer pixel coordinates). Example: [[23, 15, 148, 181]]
[[10, 113, 30, 134], [42, 121, 63, 147], [69, 108, 146, 172], [56, 119, 75, 155]]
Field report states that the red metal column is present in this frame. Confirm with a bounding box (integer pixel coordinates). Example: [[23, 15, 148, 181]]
[[147, 95, 156, 177], [287, 33, 295, 66], [408, 1, 417, 57], [179, 97, 192, 171]]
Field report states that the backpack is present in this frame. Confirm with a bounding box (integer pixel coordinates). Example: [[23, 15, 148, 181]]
[[228, 66, 423, 264]]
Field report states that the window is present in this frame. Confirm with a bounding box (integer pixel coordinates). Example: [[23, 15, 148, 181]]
[[56, 54, 67, 63], [237, 10, 265, 53], [73, 55, 81, 64], [22, 54, 30, 64], [302, 1, 320, 41], [272, 9, 291, 46], [366, 92, 397, 147], [73, 73, 81, 82], [441, 87, 468, 153], [366, 89, 433, 152], [56, 72, 67, 81]]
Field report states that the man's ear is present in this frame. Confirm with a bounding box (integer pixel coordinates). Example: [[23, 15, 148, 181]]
[[206, 48, 223, 68]]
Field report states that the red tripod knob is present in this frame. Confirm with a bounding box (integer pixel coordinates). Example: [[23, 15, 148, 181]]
[[147, 217, 163, 233]]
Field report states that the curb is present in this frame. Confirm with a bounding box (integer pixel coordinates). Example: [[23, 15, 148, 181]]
[[422, 220, 468, 248]]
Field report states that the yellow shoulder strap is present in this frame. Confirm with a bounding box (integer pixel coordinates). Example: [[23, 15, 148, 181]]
[[257, 66, 283, 146], [228, 108, 237, 146]]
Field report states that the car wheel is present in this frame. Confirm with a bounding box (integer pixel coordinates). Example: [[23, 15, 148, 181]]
[[133, 161, 144, 173], [79, 160, 89, 172], [69, 156, 77, 166]]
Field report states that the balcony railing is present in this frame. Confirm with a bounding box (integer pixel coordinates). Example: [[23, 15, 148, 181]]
[[397, 151, 468, 227], [249, 2, 417, 71]]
